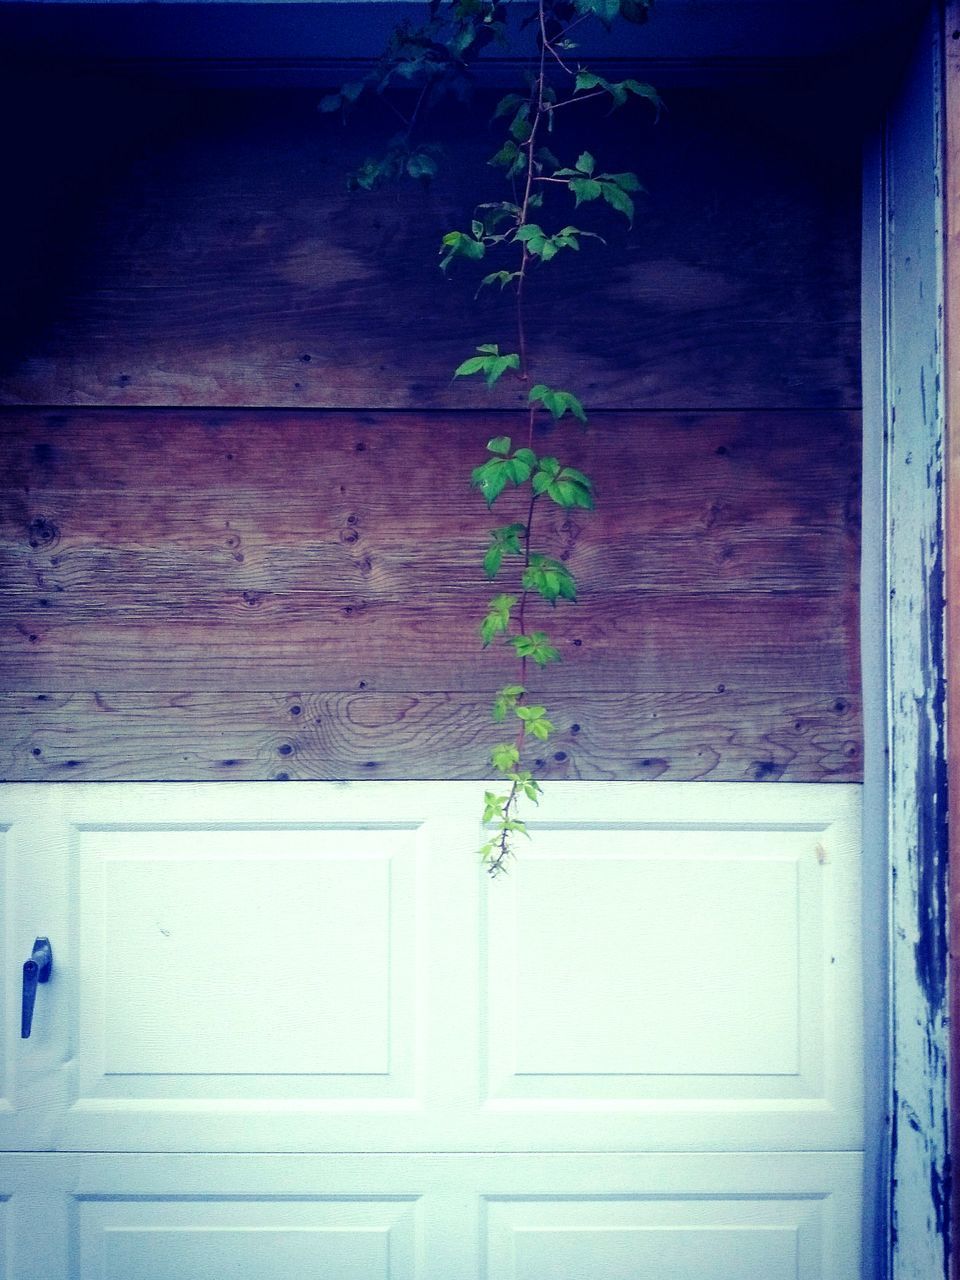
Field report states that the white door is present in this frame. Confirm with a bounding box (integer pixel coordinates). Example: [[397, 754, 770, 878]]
[[0, 781, 863, 1278]]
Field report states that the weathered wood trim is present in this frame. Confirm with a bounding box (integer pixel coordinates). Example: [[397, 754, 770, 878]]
[[884, 7, 950, 1277], [944, 3, 960, 1276]]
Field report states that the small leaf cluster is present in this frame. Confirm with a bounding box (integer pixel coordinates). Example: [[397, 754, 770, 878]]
[[571, 0, 653, 25], [454, 343, 519, 386], [349, 138, 442, 191], [319, 0, 508, 119], [470, 436, 538, 506], [469, 435, 595, 512], [552, 151, 643, 225], [573, 69, 661, 112]]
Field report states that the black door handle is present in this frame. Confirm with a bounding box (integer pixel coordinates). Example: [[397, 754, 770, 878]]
[[21, 937, 53, 1039]]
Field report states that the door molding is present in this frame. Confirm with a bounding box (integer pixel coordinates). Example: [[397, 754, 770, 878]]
[[865, 5, 951, 1277]]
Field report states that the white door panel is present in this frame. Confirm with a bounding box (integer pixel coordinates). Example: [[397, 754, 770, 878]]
[[1, 781, 864, 1276], [1, 782, 861, 1154], [1, 1152, 863, 1280]]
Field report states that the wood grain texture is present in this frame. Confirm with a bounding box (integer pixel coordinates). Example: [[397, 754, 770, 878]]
[[0, 409, 860, 597], [0, 406, 861, 699], [0, 82, 861, 410], [0, 591, 857, 692], [0, 690, 862, 784]]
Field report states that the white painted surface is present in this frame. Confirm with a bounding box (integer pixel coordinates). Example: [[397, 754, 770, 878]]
[[1, 781, 864, 1276], [1, 1152, 863, 1280]]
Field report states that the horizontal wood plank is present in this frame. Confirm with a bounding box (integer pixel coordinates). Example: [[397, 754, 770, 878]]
[[0, 85, 861, 410], [0, 407, 860, 518], [0, 516, 853, 597], [0, 407, 860, 599], [0, 690, 862, 783], [0, 591, 857, 692], [0, 406, 861, 710]]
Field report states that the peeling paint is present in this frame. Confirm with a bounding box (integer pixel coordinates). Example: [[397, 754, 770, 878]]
[[882, 8, 950, 1278]]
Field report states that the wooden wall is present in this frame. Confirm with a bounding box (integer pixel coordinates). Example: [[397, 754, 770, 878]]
[[0, 73, 862, 782]]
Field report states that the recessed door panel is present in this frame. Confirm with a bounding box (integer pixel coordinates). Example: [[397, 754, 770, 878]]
[[77, 1198, 417, 1280], [1, 1151, 863, 1280], [77, 827, 411, 1082], [497, 836, 805, 1078], [1, 783, 861, 1159]]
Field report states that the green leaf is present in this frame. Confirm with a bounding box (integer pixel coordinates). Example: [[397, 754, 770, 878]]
[[470, 458, 510, 505], [482, 791, 508, 822], [493, 93, 524, 119], [549, 478, 595, 509], [483, 544, 503, 579], [492, 683, 525, 720], [529, 385, 588, 423], [576, 150, 595, 175], [570, 177, 602, 205], [601, 182, 635, 224], [477, 270, 520, 293], [504, 454, 534, 484], [479, 593, 517, 646], [532, 458, 594, 509], [621, 78, 662, 111], [454, 348, 519, 387], [439, 230, 486, 272], [487, 435, 511, 455], [560, 465, 593, 488], [406, 152, 438, 181], [489, 140, 526, 177], [492, 521, 526, 553], [603, 170, 643, 191], [573, 0, 620, 25], [522, 554, 578, 602], [487, 354, 519, 386], [508, 769, 543, 802], [499, 817, 530, 837], [509, 103, 532, 142], [491, 742, 521, 771], [489, 140, 519, 167], [535, 146, 561, 171], [572, 68, 660, 114], [484, 520, 526, 577], [510, 631, 561, 666]]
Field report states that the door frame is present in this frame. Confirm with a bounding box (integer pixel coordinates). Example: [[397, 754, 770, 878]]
[[863, 4, 952, 1277]]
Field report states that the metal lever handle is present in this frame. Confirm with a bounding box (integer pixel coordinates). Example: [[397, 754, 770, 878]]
[[21, 937, 53, 1039]]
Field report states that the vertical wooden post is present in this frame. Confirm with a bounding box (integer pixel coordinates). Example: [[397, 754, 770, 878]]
[[884, 5, 949, 1277], [946, 3, 960, 1277]]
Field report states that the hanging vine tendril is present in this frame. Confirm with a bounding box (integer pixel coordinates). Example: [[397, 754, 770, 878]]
[[322, 0, 660, 873]]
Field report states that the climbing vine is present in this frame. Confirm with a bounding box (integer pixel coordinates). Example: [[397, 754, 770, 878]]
[[322, 0, 659, 873]]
